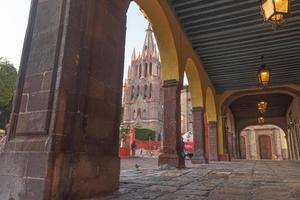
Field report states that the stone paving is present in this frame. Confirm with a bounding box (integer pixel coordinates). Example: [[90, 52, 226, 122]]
[[95, 160, 300, 200]]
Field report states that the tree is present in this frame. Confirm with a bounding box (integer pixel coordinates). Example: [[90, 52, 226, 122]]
[[0, 58, 17, 128]]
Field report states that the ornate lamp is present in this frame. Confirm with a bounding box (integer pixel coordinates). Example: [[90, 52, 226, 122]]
[[260, 0, 290, 28], [258, 116, 265, 124], [258, 56, 270, 87], [257, 99, 268, 113]]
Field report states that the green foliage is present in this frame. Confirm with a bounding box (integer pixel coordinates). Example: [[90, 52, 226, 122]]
[[119, 126, 130, 140], [135, 128, 155, 141], [0, 58, 17, 128], [0, 103, 11, 129], [0, 58, 17, 107]]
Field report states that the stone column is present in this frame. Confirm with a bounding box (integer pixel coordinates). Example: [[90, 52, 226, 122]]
[[219, 115, 230, 161], [292, 126, 300, 160], [191, 107, 207, 164], [287, 130, 294, 160], [0, 1, 131, 199], [273, 129, 283, 160], [208, 121, 218, 161], [249, 130, 257, 159], [158, 80, 185, 169]]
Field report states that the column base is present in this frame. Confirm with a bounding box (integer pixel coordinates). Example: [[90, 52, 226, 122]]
[[158, 153, 185, 169], [218, 154, 231, 161], [191, 154, 208, 164], [0, 150, 50, 200]]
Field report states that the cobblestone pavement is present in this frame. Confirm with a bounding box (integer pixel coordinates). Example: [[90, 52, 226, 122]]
[[97, 160, 300, 200], [120, 157, 159, 170]]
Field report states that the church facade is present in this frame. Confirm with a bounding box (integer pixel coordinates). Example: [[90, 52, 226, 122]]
[[122, 25, 163, 137]]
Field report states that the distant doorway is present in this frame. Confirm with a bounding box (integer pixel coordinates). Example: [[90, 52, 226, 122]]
[[240, 136, 246, 159], [259, 135, 272, 159]]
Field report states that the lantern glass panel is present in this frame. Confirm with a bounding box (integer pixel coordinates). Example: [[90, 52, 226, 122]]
[[258, 69, 270, 86], [258, 101, 268, 113], [258, 117, 265, 124], [262, 0, 275, 20], [275, 0, 289, 13]]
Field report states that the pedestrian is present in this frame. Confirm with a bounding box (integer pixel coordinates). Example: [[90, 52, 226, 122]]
[[131, 141, 137, 157], [140, 148, 143, 156]]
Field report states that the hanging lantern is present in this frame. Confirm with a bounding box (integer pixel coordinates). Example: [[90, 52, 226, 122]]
[[260, 0, 290, 28], [258, 116, 265, 124], [257, 100, 268, 113], [258, 56, 270, 87]]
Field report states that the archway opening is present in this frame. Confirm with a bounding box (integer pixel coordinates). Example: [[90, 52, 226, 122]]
[[240, 125, 288, 160], [120, 2, 163, 169], [181, 59, 204, 162], [205, 87, 218, 161]]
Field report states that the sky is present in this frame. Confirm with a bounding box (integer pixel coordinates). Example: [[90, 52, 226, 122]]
[[0, 0, 31, 68], [0, 1, 187, 83], [0, 1, 148, 79]]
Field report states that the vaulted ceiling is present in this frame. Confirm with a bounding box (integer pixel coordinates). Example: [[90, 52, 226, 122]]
[[229, 93, 293, 119], [168, 0, 300, 93]]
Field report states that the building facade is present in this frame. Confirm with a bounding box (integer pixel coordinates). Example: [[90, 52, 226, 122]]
[[240, 125, 288, 160], [122, 25, 193, 138], [181, 86, 193, 134], [122, 24, 163, 137]]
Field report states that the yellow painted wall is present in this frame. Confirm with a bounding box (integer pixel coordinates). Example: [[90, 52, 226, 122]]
[[134, 1, 300, 158]]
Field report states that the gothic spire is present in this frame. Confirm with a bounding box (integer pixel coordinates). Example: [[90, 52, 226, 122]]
[[131, 48, 136, 62], [142, 23, 157, 58]]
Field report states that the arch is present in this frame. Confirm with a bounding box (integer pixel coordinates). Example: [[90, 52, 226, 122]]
[[135, 0, 180, 81], [221, 86, 300, 115], [240, 124, 289, 160], [239, 123, 287, 136], [205, 87, 217, 122], [184, 58, 203, 107]]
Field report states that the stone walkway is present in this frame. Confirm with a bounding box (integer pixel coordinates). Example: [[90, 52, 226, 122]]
[[97, 160, 300, 200]]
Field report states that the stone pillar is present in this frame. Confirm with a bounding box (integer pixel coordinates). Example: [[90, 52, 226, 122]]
[[292, 126, 300, 160], [219, 116, 230, 161], [208, 121, 218, 161], [158, 80, 185, 169], [273, 129, 283, 160], [287, 130, 294, 160], [191, 107, 207, 164], [249, 130, 257, 159], [0, 1, 131, 199]]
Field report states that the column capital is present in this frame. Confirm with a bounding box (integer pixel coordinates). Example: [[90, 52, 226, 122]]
[[163, 79, 179, 88], [192, 106, 204, 113], [208, 121, 217, 128]]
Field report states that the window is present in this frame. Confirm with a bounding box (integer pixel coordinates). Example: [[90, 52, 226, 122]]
[[131, 86, 134, 100], [136, 85, 140, 98], [139, 64, 142, 78], [144, 85, 148, 99], [133, 110, 136, 120], [144, 63, 148, 77], [149, 63, 152, 76], [142, 109, 147, 119], [135, 65, 138, 76], [149, 84, 152, 99]]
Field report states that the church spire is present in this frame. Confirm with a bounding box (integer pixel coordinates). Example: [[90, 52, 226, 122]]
[[131, 48, 136, 62], [142, 23, 157, 58]]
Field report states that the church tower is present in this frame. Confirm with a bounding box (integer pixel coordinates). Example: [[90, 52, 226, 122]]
[[122, 24, 163, 137]]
